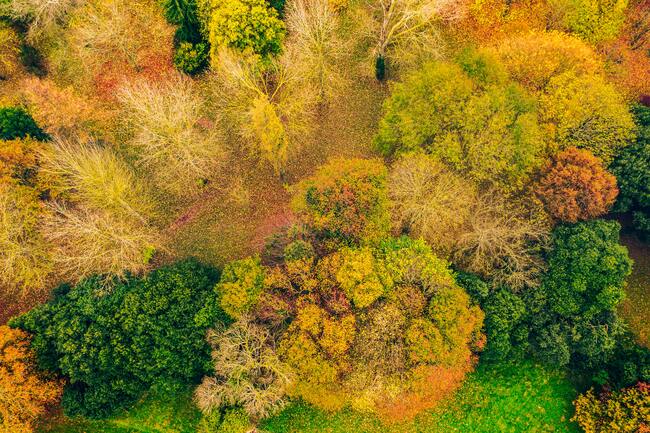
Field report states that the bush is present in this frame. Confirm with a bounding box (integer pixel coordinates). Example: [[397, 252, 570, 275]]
[[208, 0, 285, 60], [535, 147, 618, 223], [10, 260, 224, 418], [375, 60, 544, 190], [291, 158, 390, 248], [572, 383, 650, 433], [0, 326, 62, 433], [216, 257, 266, 320], [174, 41, 209, 74], [0, 107, 47, 141]]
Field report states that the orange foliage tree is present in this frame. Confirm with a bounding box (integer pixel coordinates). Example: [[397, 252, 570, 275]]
[[535, 147, 618, 223], [0, 326, 62, 433]]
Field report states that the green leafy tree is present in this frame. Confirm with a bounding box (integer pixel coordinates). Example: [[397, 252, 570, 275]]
[[10, 260, 224, 418], [528, 220, 633, 370], [174, 41, 209, 74], [216, 257, 266, 320], [208, 0, 285, 60], [481, 287, 528, 361], [611, 105, 650, 237], [0, 107, 48, 141], [375, 60, 544, 189], [553, 0, 628, 44], [539, 72, 635, 164]]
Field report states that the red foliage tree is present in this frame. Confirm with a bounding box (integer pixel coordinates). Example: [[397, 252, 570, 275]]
[[535, 147, 618, 223]]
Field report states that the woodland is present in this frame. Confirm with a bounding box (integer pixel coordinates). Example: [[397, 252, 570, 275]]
[[0, 0, 649, 432]]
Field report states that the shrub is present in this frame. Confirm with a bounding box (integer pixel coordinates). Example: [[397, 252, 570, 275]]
[[216, 257, 266, 320], [0, 326, 62, 433], [572, 383, 650, 433], [291, 158, 390, 248], [10, 260, 223, 418], [195, 320, 292, 419], [535, 147, 618, 222], [389, 153, 478, 255], [375, 61, 544, 189], [0, 107, 47, 141], [174, 41, 209, 74], [539, 72, 635, 164], [208, 0, 285, 60]]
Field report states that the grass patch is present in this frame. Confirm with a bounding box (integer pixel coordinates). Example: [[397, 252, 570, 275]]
[[619, 233, 650, 348], [40, 361, 578, 433], [262, 360, 579, 433]]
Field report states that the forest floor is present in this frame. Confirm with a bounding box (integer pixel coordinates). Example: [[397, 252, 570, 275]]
[[40, 361, 579, 433]]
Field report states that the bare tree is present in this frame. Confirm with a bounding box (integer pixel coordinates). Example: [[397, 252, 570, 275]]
[[118, 74, 226, 195], [389, 153, 477, 256], [453, 191, 550, 290], [210, 49, 316, 179], [39, 136, 155, 222], [367, 0, 465, 79], [285, 0, 347, 103], [195, 319, 292, 420], [42, 203, 160, 281], [0, 0, 80, 40]]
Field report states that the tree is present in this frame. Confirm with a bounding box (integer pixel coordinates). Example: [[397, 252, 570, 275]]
[[195, 319, 292, 420], [0, 0, 79, 40], [389, 152, 478, 255], [210, 48, 316, 178], [611, 105, 650, 237], [493, 31, 603, 92], [41, 203, 159, 282], [551, 0, 628, 44], [0, 107, 48, 141], [0, 326, 62, 433], [118, 74, 226, 195], [10, 260, 223, 418], [480, 286, 528, 361], [535, 147, 618, 222], [375, 61, 545, 190], [0, 184, 51, 296], [39, 137, 155, 221], [526, 220, 633, 370], [453, 191, 550, 290], [572, 383, 650, 433], [0, 23, 21, 80], [208, 0, 285, 60], [543, 220, 632, 320], [284, 0, 346, 102], [290, 158, 390, 247], [539, 72, 635, 164], [50, 0, 174, 98], [366, 0, 464, 79]]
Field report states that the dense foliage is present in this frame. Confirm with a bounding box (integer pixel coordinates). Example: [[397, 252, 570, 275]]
[[0, 107, 48, 141], [535, 147, 618, 222], [375, 58, 544, 190], [10, 260, 224, 417], [0, 326, 62, 433], [572, 382, 650, 433]]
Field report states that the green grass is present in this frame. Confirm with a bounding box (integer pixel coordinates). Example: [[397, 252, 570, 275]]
[[40, 361, 579, 433], [619, 233, 650, 348]]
